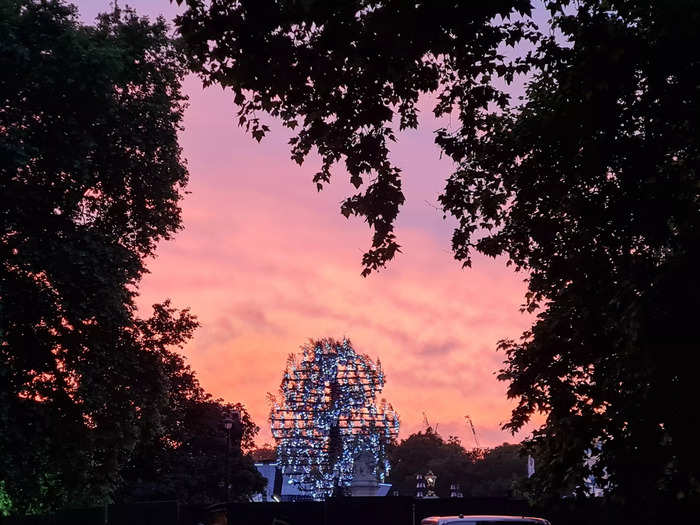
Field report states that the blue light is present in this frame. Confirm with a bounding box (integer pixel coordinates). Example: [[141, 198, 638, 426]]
[[269, 338, 399, 499]]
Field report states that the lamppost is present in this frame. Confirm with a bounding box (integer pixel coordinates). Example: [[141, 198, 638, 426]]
[[223, 413, 233, 503], [424, 470, 438, 499], [223, 408, 242, 503]]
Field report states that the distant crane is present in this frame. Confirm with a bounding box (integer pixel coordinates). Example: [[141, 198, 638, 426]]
[[465, 415, 481, 449], [422, 412, 438, 433]]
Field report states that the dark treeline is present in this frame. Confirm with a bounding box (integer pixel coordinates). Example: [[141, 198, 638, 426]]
[[388, 428, 528, 498], [252, 429, 529, 499]]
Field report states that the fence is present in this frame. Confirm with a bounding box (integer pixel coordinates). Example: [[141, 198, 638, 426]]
[[2, 496, 698, 525], [225, 497, 532, 525], [0, 501, 182, 525]]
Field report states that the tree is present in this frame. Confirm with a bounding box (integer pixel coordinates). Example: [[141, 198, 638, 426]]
[[0, 0, 190, 513], [115, 302, 266, 504], [490, 1, 700, 507], [389, 429, 476, 498], [174, 0, 700, 509], [389, 429, 526, 498], [118, 397, 266, 504], [251, 443, 277, 463], [472, 443, 528, 498], [269, 338, 399, 499]]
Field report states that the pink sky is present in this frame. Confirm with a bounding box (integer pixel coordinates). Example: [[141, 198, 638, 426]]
[[78, 1, 539, 447]]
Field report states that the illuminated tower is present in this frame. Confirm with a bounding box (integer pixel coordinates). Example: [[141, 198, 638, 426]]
[[269, 338, 399, 499]]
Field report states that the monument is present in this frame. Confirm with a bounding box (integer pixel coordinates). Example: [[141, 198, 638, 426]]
[[350, 451, 380, 497]]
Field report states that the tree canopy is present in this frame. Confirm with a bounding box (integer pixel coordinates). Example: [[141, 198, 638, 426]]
[[388, 428, 527, 498], [0, 0, 190, 511], [113, 302, 265, 505], [118, 386, 266, 503], [251, 443, 277, 463], [174, 0, 535, 275], [174, 0, 700, 507]]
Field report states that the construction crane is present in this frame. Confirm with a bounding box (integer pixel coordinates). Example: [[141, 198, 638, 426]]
[[465, 415, 481, 449], [422, 412, 438, 433]]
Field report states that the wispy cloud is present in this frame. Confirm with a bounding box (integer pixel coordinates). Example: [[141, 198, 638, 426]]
[[111, 51, 541, 448]]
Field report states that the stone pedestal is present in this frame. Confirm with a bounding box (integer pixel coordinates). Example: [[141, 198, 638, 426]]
[[350, 478, 380, 497]]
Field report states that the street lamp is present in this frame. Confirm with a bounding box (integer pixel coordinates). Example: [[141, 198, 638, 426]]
[[425, 470, 438, 499], [223, 414, 233, 503], [223, 409, 242, 503]]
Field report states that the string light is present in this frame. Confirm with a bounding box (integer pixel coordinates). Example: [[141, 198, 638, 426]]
[[269, 338, 400, 499]]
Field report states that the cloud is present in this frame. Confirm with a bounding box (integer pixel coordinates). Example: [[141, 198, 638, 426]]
[[129, 47, 540, 449]]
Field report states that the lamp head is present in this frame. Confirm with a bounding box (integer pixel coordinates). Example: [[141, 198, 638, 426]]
[[425, 470, 437, 487]]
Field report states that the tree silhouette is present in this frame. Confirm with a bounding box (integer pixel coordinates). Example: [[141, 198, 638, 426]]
[[1, 1, 189, 513], [389, 429, 527, 498]]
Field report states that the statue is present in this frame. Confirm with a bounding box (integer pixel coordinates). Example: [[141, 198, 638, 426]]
[[350, 451, 379, 496], [353, 452, 375, 480], [424, 470, 438, 498]]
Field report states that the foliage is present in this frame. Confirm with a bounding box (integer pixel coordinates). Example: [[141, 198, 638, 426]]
[[388, 429, 526, 498], [0, 481, 11, 517], [0, 0, 192, 513], [115, 301, 265, 504], [472, 443, 529, 498], [118, 396, 266, 504], [490, 0, 700, 505], [251, 443, 277, 463], [173, 0, 535, 276], [174, 0, 700, 508], [388, 429, 475, 498], [269, 338, 399, 499]]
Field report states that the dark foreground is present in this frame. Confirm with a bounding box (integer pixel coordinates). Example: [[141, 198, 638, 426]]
[[1, 496, 698, 525]]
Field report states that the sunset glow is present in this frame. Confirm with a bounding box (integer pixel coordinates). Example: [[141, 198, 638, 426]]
[[78, 2, 538, 448]]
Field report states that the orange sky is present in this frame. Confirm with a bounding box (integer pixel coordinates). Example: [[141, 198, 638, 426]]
[[79, 1, 541, 448]]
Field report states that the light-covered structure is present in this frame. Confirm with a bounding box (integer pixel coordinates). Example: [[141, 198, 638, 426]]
[[252, 461, 392, 502], [269, 338, 399, 500]]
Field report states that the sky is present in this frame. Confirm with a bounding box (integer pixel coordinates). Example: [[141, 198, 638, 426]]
[[76, 0, 540, 448]]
